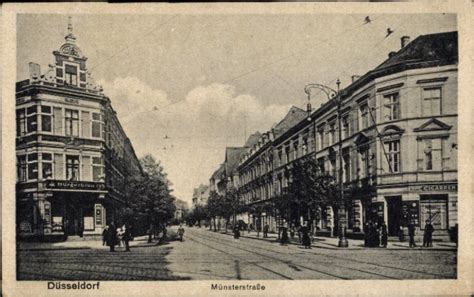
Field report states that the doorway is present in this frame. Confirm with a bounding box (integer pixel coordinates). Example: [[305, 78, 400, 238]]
[[386, 196, 402, 236], [65, 204, 81, 236]]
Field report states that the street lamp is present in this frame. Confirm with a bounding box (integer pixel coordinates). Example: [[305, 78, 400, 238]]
[[304, 79, 348, 248]]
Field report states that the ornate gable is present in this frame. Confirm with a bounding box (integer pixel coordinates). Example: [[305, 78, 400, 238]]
[[413, 118, 452, 132]]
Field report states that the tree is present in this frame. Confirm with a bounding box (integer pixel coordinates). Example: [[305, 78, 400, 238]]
[[207, 191, 222, 231], [125, 154, 176, 243]]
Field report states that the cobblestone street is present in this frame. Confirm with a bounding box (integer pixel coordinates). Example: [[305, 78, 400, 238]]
[[17, 226, 457, 280]]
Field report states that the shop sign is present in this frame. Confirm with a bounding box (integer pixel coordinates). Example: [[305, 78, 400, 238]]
[[409, 184, 457, 192], [45, 180, 106, 191], [95, 205, 102, 225], [402, 201, 420, 226]]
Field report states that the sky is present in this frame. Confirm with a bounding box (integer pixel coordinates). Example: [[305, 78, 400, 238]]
[[16, 13, 456, 205]]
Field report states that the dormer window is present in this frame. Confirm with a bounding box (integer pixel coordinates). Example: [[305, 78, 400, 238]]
[[65, 64, 78, 86]]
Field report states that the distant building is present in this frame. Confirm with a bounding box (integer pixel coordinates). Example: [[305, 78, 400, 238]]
[[174, 199, 189, 222], [16, 18, 141, 238], [192, 184, 210, 208]]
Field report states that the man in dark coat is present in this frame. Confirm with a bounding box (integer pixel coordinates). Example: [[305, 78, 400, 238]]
[[423, 220, 435, 247], [107, 223, 118, 252], [301, 224, 311, 249], [233, 224, 240, 240], [102, 226, 109, 246], [408, 221, 417, 248], [280, 227, 289, 245], [123, 224, 133, 252], [263, 224, 269, 238]]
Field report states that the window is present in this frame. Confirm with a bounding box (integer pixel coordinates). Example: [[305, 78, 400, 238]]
[[422, 87, 442, 116], [384, 93, 400, 121], [330, 156, 337, 178], [358, 147, 370, 178], [317, 129, 324, 150], [16, 109, 26, 136], [284, 146, 290, 164], [26, 106, 37, 133], [92, 157, 104, 182], [17, 155, 27, 182], [65, 64, 78, 86], [27, 153, 38, 180], [92, 112, 102, 138], [66, 155, 80, 181], [329, 122, 336, 145], [42, 153, 53, 179], [360, 104, 370, 129], [277, 149, 282, 167], [302, 137, 308, 155], [423, 139, 442, 171], [342, 115, 350, 139], [293, 141, 298, 160], [40, 106, 52, 132], [317, 158, 325, 175], [386, 140, 401, 173], [65, 109, 79, 136], [343, 150, 351, 183]]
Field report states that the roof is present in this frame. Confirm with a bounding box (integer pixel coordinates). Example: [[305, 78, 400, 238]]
[[376, 31, 457, 70], [272, 106, 308, 138], [244, 131, 262, 148], [225, 147, 248, 176], [210, 164, 225, 180]]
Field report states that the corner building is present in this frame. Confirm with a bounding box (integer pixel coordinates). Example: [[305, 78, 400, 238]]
[[237, 32, 458, 241], [16, 20, 141, 238]]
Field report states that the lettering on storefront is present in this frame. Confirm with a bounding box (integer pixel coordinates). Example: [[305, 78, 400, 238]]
[[45, 180, 106, 191], [409, 184, 457, 192]]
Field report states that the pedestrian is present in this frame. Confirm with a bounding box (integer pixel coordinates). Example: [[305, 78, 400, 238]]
[[399, 225, 405, 242], [233, 224, 240, 240], [408, 221, 417, 248], [372, 222, 380, 247], [263, 223, 269, 238], [281, 227, 289, 245], [423, 220, 434, 247], [116, 226, 123, 247], [123, 223, 132, 252], [102, 225, 109, 246], [290, 224, 295, 240], [249, 223, 253, 234], [177, 224, 185, 242], [363, 221, 370, 247], [380, 222, 388, 248], [107, 223, 118, 252], [301, 223, 311, 249]]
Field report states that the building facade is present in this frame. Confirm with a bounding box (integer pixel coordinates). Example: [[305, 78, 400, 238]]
[[16, 19, 141, 238], [236, 32, 458, 240]]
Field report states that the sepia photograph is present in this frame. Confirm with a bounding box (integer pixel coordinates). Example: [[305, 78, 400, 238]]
[[12, 11, 461, 282], [2, 2, 473, 296]]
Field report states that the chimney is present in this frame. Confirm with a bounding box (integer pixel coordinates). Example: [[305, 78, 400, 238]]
[[29, 62, 41, 81], [351, 75, 360, 83], [388, 51, 397, 58], [401, 36, 410, 48]]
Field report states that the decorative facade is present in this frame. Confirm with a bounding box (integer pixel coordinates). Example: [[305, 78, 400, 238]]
[[16, 18, 141, 238]]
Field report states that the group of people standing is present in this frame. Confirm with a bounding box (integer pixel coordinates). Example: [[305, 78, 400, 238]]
[[102, 223, 133, 252], [364, 221, 388, 248], [280, 223, 312, 249]]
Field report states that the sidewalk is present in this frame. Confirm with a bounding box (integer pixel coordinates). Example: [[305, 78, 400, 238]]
[[212, 229, 457, 251], [18, 235, 163, 251]]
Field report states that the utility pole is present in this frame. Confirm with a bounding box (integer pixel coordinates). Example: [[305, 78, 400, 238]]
[[336, 79, 349, 248]]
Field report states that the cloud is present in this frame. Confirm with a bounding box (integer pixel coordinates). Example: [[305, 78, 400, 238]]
[[99, 78, 291, 202]]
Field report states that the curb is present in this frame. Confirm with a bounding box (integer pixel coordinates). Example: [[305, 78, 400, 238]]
[[212, 230, 457, 251]]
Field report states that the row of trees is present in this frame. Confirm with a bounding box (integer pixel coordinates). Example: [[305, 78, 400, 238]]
[[120, 154, 176, 243], [187, 155, 364, 236]]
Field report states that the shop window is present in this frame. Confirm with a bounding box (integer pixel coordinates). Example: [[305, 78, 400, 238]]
[[420, 195, 447, 230], [26, 106, 37, 133], [42, 153, 53, 179], [422, 87, 442, 116], [66, 155, 80, 181], [383, 93, 400, 121], [385, 140, 401, 173], [65, 109, 79, 137], [17, 155, 27, 182], [83, 207, 95, 231], [16, 109, 27, 136], [40, 106, 52, 132], [65, 64, 78, 86], [27, 153, 38, 180]]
